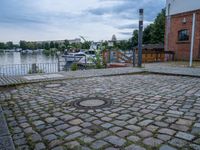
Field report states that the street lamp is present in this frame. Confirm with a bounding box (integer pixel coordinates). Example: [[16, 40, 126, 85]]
[[138, 9, 144, 67]]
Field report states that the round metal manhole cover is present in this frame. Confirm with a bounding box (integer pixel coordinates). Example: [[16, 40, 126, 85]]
[[71, 97, 113, 109], [45, 83, 63, 88]]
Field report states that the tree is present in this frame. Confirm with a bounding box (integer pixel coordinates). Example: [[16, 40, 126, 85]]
[[44, 42, 50, 50], [132, 30, 138, 46], [151, 9, 166, 44], [20, 41, 27, 50], [59, 44, 66, 52], [143, 24, 154, 44], [6, 41, 13, 49], [0, 42, 5, 49], [50, 41, 55, 48], [55, 42, 59, 49], [64, 40, 70, 48]]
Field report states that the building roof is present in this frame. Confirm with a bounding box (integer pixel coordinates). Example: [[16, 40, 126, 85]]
[[166, 0, 200, 16], [134, 44, 164, 50]]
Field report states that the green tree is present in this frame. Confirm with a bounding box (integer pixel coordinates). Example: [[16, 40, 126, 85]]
[[6, 41, 13, 49], [55, 42, 59, 49], [50, 41, 55, 48], [151, 9, 166, 43], [20, 41, 27, 50], [132, 30, 138, 46], [64, 40, 70, 48], [44, 42, 50, 50], [143, 24, 154, 44], [0, 42, 5, 49]]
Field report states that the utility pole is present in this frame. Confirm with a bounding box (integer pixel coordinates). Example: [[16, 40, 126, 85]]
[[190, 13, 196, 67], [138, 9, 144, 67]]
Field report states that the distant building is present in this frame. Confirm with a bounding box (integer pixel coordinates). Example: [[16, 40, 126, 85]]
[[35, 38, 81, 45], [165, 0, 200, 60], [111, 34, 117, 42]]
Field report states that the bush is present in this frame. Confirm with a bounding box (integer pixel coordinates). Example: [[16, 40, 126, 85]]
[[71, 63, 78, 71]]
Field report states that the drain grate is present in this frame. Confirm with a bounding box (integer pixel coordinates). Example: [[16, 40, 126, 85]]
[[71, 97, 113, 110]]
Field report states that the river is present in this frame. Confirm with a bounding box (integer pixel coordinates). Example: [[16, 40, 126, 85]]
[[0, 51, 57, 65], [0, 51, 59, 76]]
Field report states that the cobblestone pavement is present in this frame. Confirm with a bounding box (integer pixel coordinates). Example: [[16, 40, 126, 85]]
[[145, 63, 200, 77], [0, 74, 200, 150]]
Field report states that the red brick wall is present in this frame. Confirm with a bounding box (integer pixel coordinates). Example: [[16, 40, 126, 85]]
[[165, 10, 200, 60]]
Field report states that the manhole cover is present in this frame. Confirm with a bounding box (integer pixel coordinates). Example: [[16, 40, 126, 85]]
[[45, 83, 63, 88], [71, 97, 113, 109]]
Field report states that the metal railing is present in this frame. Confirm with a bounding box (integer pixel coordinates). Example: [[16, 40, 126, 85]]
[[0, 63, 58, 76]]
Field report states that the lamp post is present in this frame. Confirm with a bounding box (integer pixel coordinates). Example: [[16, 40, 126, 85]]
[[138, 9, 144, 67]]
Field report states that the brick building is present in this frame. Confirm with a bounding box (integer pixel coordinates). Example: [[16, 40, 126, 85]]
[[165, 0, 200, 60]]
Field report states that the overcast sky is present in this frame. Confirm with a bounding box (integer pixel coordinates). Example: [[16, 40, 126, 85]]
[[0, 0, 165, 43]]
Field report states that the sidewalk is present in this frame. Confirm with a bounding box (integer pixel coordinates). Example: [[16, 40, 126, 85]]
[[1, 63, 200, 87]]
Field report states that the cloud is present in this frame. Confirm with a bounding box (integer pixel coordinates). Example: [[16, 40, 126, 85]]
[[0, 0, 165, 42]]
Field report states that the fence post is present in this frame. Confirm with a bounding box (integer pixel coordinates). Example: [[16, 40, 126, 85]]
[[32, 64, 37, 74]]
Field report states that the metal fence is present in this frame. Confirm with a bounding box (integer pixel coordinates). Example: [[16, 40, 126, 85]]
[[0, 63, 58, 76]]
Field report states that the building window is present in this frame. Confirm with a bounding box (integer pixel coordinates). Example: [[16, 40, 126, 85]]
[[178, 29, 189, 41]]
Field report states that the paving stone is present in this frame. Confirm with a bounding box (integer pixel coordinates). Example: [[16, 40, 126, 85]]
[[33, 120, 45, 126], [125, 144, 146, 150], [112, 120, 127, 126], [170, 124, 189, 132], [189, 144, 200, 150], [167, 110, 184, 115], [65, 141, 80, 149], [101, 117, 112, 121], [109, 126, 122, 132], [104, 136, 126, 147], [29, 133, 42, 142], [116, 130, 132, 138], [138, 119, 153, 126], [51, 146, 64, 150], [194, 123, 200, 128], [137, 130, 152, 138], [41, 128, 56, 135], [45, 117, 58, 123], [158, 128, 176, 136], [105, 147, 119, 150], [159, 145, 177, 150], [117, 114, 132, 121], [143, 137, 163, 147], [49, 140, 63, 148], [157, 134, 171, 141], [175, 132, 195, 141], [125, 125, 141, 132], [14, 137, 27, 146], [55, 124, 69, 131], [95, 130, 110, 139], [0, 113, 9, 136], [127, 117, 138, 124], [69, 119, 83, 125], [91, 140, 108, 149], [60, 114, 74, 121], [34, 142, 46, 150], [0, 135, 15, 150], [65, 132, 82, 141], [169, 138, 187, 148], [79, 136, 95, 143], [127, 135, 141, 142], [66, 126, 82, 133], [101, 123, 113, 128], [176, 119, 193, 126], [43, 134, 57, 142]]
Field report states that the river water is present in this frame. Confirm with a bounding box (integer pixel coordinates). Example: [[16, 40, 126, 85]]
[[0, 51, 57, 65], [0, 51, 58, 76]]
